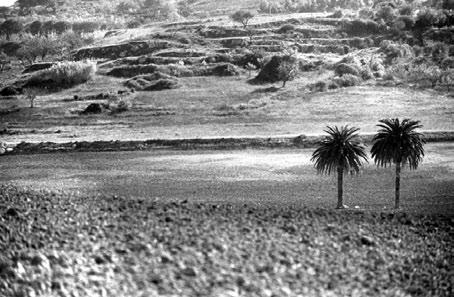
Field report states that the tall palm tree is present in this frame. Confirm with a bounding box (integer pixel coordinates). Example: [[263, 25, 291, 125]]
[[311, 126, 368, 209], [371, 118, 425, 209]]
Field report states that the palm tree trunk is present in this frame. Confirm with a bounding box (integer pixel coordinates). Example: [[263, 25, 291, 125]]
[[395, 161, 401, 209], [337, 167, 344, 209]]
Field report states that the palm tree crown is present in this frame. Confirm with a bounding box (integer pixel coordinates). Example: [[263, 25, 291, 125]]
[[371, 118, 425, 169], [311, 126, 368, 175]]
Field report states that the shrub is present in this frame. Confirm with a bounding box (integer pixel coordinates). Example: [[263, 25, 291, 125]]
[[380, 40, 414, 64], [399, 4, 413, 16], [333, 74, 362, 87], [53, 21, 70, 34], [360, 67, 374, 80], [335, 63, 360, 77], [25, 61, 96, 90], [342, 19, 385, 36], [329, 10, 343, 19], [375, 5, 397, 25], [41, 20, 54, 35], [441, 57, 454, 69], [432, 42, 449, 63], [28, 20, 42, 35], [0, 19, 23, 40], [277, 24, 295, 34], [142, 79, 180, 91], [359, 8, 374, 19], [395, 15, 415, 31], [312, 81, 328, 92], [72, 22, 99, 34]]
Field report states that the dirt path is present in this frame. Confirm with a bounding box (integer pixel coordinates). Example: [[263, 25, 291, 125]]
[[1, 143, 453, 215]]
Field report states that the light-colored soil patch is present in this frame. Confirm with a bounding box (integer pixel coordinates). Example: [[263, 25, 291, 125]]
[[1, 144, 453, 215], [1, 74, 453, 144]]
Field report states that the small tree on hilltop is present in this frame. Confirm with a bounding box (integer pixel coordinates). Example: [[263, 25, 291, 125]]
[[311, 126, 368, 209], [371, 118, 425, 210], [230, 10, 255, 43]]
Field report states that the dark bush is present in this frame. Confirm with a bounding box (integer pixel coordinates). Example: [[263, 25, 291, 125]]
[[395, 15, 415, 31], [277, 24, 295, 34], [341, 19, 385, 36], [0, 86, 22, 96], [211, 63, 240, 76], [399, 5, 413, 16], [0, 41, 21, 56], [0, 19, 23, 39], [143, 79, 180, 91], [333, 74, 362, 87], [127, 20, 141, 29], [81, 103, 106, 114], [29, 20, 42, 35], [41, 20, 54, 35], [312, 81, 328, 92], [432, 42, 449, 63], [253, 55, 297, 84], [335, 63, 360, 77], [72, 22, 99, 34], [53, 21, 70, 34], [441, 57, 454, 69]]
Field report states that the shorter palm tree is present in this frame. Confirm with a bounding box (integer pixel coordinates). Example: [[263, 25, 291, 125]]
[[371, 118, 425, 209], [311, 126, 368, 209]]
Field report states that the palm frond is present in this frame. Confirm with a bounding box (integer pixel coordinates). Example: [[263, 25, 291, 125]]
[[311, 125, 368, 175], [371, 118, 425, 168]]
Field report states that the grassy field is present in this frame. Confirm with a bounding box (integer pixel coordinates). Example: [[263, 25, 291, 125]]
[[1, 73, 453, 144], [1, 143, 453, 215]]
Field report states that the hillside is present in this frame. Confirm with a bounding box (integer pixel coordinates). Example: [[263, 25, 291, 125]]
[[0, 1, 453, 146]]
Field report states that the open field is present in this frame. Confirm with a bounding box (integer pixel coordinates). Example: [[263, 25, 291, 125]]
[[1, 78, 453, 144], [0, 183, 453, 297], [1, 143, 453, 215]]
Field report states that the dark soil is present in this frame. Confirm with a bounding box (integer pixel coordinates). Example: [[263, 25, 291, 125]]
[[0, 185, 452, 297]]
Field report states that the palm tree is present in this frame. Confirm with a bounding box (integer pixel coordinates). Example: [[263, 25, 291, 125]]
[[371, 118, 425, 209], [311, 126, 368, 209]]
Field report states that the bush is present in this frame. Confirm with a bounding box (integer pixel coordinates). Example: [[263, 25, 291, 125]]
[[0, 19, 23, 40], [72, 22, 99, 34], [333, 74, 362, 87], [335, 63, 360, 77], [360, 67, 374, 80], [441, 57, 454, 69], [277, 24, 295, 34], [358, 8, 374, 19], [28, 20, 42, 35], [341, 19, 385, 36], [395, 15, 415, 31], [25, 61, 96, 90], [375, 5, 397, 25], [380, 40, 414, 64], [432, 42, 449, 63], [142, 79, 180, 91], [53, 21, 70, 34], [311, 81, 328, 92]]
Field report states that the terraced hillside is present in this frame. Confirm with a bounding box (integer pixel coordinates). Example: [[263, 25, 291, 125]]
[[1, 7, 453, 145]]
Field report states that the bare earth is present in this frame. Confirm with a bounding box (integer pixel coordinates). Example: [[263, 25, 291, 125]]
[[1, 143, 453, 215]]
